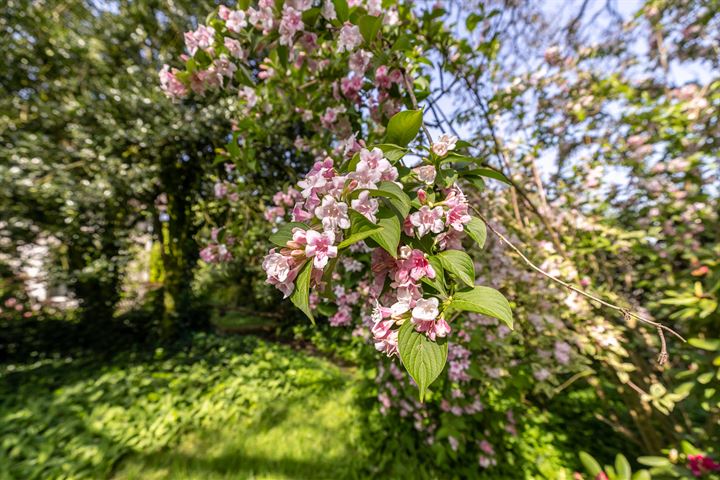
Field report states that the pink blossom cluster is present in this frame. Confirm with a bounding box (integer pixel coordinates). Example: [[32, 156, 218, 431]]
[[160, 0, 399, 104], [199, 228, 235, 264], [688, 454, 720, 477]]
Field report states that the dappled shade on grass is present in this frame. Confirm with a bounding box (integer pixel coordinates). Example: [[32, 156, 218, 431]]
[[0, 334, 356, 480]]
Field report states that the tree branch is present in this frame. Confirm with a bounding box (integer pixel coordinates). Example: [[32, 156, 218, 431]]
[[471, 207, 686, 361]]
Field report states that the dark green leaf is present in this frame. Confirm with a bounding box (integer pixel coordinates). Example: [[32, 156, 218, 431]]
[[339, 210, 384, 249], [332, 0, 349, 22], [375, 181, 411, 218], [398, 320, 448, 402], [464, 167, 511, 185], [358, 14, 382, 44]]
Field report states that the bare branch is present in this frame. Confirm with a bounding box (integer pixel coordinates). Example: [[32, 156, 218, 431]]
[[471, 208, 686, 360]]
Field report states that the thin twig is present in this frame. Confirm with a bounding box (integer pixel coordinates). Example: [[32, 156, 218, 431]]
[[554, 369, 594, 394], [471, 208, 686, 353]]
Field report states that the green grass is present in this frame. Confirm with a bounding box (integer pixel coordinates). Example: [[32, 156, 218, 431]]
[[114, 385, 365, 480], [0, 334, 367, 480]]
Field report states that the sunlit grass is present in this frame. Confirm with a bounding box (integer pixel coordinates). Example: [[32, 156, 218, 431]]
[[114, 384, 366, 480]]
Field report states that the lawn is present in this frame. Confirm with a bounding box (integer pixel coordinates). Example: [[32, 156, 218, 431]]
[[0, 333, 368, 480]]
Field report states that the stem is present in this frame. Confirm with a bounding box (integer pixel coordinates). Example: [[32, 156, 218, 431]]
[[471, 207, 686, 357]]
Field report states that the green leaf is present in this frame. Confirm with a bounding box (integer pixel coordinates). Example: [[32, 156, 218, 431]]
[[269, 222, 308, 247], [290, 261, 314, 324], [385, 110, 423, 147], [374, 143, 407, 162], [301, 7, 321, 25], [688, 338, 720, 351], [332, 0, 349, 22], [339, 210, 384, 249], [578, 452, 602, 477], [449, 286, 513, 329], [632, 471, 651, 480], [422, 256, 447, 296], [637, 456, 671, 468], [463, 167, 512, 185], [370, 209, 401, 257], [358, 14, 382, 44], [465, 217, 487, 249], [435, 250, 475, 288], [398, 320, 448, 402], [375, 181, 411, 218], [615, 454, 631, 480]]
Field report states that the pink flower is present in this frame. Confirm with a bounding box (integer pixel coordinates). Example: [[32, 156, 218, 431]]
[[446, 203, 471, 231], [226, 9, 247, 32], [410, 206, 445, 236], [688, 454, 720, 477], [436, 228, 464, 250], [411, 297, 450, 340], [279, 6, 303, 46], [248, 5, 274, 33], [349, 50, 373, 74], [214, 55, 237, 78], [185, 25, 215, 56], [291, 202, 313, 222], [330, 306, 352, 326], [431, 133, 458, 157], [340, 75, 363, 102], [218, 5, 232, 20], [321, 0, 337, 19], [395, 248, 436, 283], [159, 65, 188, 99], [375, 65, 392, 89], [314, 196, 351, 232], [224, 38, 245, 59], [337, 22, 362, 52], [412, 297, 439, 322], [351, 190, 379, 223], [413, 165, 436, 184], [349, 160, 382, 189], [263, 250, 301, 298], [305, 230, 337, 268]]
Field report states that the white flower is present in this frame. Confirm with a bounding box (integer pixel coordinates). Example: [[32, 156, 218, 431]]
[[412, 297, 439, 322]]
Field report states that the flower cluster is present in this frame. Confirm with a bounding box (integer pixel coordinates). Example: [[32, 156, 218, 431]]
[[261, 130, 482, 361], [199, 228, 235, 264], [688, 454, 720, 477]]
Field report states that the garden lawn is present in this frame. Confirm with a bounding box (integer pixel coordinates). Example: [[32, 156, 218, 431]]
[[0, 333, 367, 480]]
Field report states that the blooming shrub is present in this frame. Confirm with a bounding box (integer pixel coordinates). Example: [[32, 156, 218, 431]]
[[159, 0, 516, 398]]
